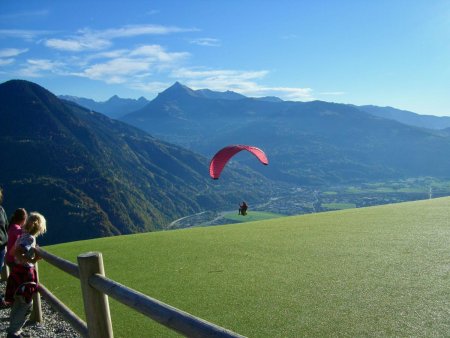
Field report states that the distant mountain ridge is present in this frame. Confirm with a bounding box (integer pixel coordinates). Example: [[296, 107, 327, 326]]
[[1, 80, 270, 245], [357, 105, 450, 130], [148, 82, 284, 103], [61, 83, 284, 119], [59, 94, 149, 119], [120, 82, 450, 185], [61, 83, 450, 130]]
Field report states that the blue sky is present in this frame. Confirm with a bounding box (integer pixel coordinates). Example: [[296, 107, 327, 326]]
[[1, 1, 449, 115]]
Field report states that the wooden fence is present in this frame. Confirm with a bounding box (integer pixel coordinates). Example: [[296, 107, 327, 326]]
[[1, 248, 246, 338]]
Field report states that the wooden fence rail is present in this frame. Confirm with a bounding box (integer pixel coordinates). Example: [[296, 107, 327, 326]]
[[23, 247, 246, 338], [37, 247, 79, 278], [89, 273, 243, 338], [38, 283, 89, 337]]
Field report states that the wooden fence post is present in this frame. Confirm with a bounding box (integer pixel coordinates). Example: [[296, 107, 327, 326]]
[[78, 252, 113, 338], [30, 262, 43, 323]]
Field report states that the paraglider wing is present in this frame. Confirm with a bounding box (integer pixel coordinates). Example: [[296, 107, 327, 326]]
[[209, 145, 269, 179]]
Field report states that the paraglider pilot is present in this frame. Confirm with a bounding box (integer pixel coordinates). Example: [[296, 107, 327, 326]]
[[239, 201, 248, 216]]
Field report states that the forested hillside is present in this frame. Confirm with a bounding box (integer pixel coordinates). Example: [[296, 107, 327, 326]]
[[0, 80, 270, 244]]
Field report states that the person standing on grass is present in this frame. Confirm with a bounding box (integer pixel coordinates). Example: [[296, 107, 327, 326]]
[[5, 212, 46, 338], [0, 187, 9, 273], [239, 201, 248, 216]]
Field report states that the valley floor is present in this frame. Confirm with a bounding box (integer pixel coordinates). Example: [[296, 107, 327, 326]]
[[169, 177, 450, 229]]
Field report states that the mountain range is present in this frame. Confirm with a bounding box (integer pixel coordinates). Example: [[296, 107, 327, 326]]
[[5, 79, 450, 244], [63, 84, 450, 130], [118, 82, 450, 185], [59, 85, 284, 120], [0, 80, 270, 245], [58, 94, 149, 119]]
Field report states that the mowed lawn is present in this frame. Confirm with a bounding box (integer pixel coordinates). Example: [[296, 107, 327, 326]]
[[39, 197, 450, 337], [223, 211, 284, 223]]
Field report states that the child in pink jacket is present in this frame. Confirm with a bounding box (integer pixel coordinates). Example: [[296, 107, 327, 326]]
[[5, 208, 27, 268]]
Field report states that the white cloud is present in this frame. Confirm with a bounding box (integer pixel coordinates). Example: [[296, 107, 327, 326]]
[[262, 86, 313, 100], [171, 67, 314, 100], [129, 81, 171, 93], [78, 58, 152, 83], [130, 45, 189, 62], [45, 36, 111, 52], [0, 29, 51, 40], [0, 48, 28, 58], [72, 45, 189, 84], [97, 24, 198, 39], [0, 20, 312, 101], [17, 59, 65, 77], [172, 68, 268, 81], [86, 45, 190, 63], [44, 24, 198, 52], [190, 38, 221, 47], [88, 50, 129, 60], [0, 59, 14, 66]]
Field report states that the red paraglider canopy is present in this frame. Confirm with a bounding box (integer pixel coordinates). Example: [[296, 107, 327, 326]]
[[209, 145, 269, 179]]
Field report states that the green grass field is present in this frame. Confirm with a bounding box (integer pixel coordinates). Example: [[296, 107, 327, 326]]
[[321, 202, 357, 210], [39, 197, 450, 337], [222, 211, 284, 223]]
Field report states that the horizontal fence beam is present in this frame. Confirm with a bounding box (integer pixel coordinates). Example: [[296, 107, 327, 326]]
[[89, 273, 246, 338], [35, 247, 79, 278], [39, 283, 89, 338]]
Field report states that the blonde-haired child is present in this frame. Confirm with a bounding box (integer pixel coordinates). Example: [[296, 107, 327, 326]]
[[23, 212, 47, 235], [5, 212, 46, 338]]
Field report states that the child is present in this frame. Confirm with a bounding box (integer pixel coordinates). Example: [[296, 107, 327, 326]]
[[0, 187, 9, 274], [0, 208, 27, 309], [5, 212, 46, 338], [6, 208, 27, 268]]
